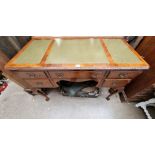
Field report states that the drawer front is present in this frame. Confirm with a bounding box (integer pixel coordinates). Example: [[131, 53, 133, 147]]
[[107, 71, 142, 79], [13, 71, 47, 79], [103, 79, 131, 88], [49, 71, 105, 79], [25, 79, 52, 88]]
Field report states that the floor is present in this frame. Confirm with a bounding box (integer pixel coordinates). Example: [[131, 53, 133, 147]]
[[0, 81, 145, 119]]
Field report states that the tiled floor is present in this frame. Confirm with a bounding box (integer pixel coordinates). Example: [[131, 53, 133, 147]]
[[0, 81, 145, 119]]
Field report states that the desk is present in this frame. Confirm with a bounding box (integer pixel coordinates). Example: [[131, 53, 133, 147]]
[[5, 37, 149, 100]]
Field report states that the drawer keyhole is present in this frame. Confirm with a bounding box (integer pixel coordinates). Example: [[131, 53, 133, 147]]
[[112, 82, 116, 87]]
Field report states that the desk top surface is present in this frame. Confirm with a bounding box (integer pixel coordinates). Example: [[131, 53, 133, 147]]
[[5, 37, 149, 70]]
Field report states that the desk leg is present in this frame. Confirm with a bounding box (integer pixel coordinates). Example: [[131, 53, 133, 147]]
[[106, 88, 125, 101], [106, 88, 118, 100], [24, 88, 50, 101], [37, 89, 50, 101]]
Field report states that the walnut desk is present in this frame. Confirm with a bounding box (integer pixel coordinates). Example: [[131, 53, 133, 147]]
[[5, 37, 149, 101]]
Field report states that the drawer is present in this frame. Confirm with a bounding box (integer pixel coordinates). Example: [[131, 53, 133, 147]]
[[13, 71, 47, 79], [103, 79, 131, 88], [49, 71, 105, 79], [107, 71, 142, 79], [25, 79, 53, 88]]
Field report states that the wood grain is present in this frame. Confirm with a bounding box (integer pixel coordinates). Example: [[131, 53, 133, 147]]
[[40, 40, 55, 64], [4, 37, 149, 97], [100, 38, 114, 64]]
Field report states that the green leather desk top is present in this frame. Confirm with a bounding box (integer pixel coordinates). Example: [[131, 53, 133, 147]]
[[103, 39, 140, 64], [46, 39, 109, 64], [14, 40, 51, 64], [5, 37, 149, 70]]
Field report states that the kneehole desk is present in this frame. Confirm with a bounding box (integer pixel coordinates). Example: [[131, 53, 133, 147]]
[[5, 37, 149, 101]]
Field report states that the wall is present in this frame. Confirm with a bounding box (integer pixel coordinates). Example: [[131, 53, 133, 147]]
[[0, 36, 31, 59]]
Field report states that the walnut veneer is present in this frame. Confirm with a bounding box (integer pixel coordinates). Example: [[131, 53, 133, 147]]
[[5, 37, 149, 100]]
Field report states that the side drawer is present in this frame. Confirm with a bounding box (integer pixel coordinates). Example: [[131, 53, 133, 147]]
[[25, 79, 53, 88], [107, 71, 142, 79], [49, 71, 105, 79], [103, 79, 131, 88], [13, 71, 47, 79]]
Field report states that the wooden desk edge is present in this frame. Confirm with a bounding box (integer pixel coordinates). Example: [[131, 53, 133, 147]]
[[5, 37, 150, 71], [5, 64, 149, 71]]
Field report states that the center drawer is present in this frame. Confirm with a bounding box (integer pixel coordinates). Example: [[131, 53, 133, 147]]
[[48, 71, 105, 79]]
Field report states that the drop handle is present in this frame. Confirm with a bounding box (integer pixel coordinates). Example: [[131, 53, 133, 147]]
[[91, 74, 97, 78], [28, 73, 36, 78], [56, 73, 64, 78], [119, 73, 126, 78]]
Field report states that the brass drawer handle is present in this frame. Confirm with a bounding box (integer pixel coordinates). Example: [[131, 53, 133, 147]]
[[27, 73, 36, 78], [55, 72, 64, 78], [119, 73, 126, 78], [91, 74, 97, 78]]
